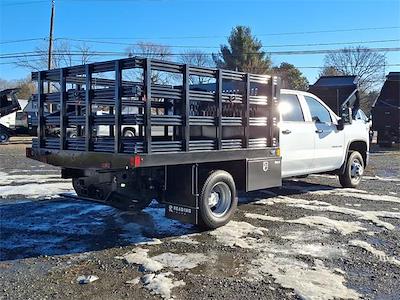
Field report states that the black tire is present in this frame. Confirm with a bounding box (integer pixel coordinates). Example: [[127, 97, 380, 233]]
[[199, 170, 237, 229], [0, 132, 9, 143], [339, 151, 364, 188], [72, 177, 152, 211], [123, 127, 136, 137]]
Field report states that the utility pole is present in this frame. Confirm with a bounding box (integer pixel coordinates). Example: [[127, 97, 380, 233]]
[[47, 0, 55, 94]]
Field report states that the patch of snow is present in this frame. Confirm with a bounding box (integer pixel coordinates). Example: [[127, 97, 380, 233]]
[[256, 195, 330, 206], [116, 248, 163, 272], [281, 230, 330, 242], [117, 247, 207, 299], [76, 275, 99, 284], [143, 272, 185, 299], [8, 169, 58, 174], [0, 182, 72, 198], [170, 234, 200, 245], [331, 191, 400, 204], [248, 256, 360, 300], [345, 203, 362, 207], [0, 173, 66, 185], [349, 240, 400, 267], [210, 217, 358, 299], [255, 195, 399, 231], [152, 252, 208, 271], [311, 173, 400, 183], [288, 184, 400, 204], [209, 221, 268, 249], [285, 202, 399, 231], [137, 238, 163, 246], [117, 248, 208, 272], [245, 213, 366, 235], [363, 175, 400, 182], [125, 277, 140, 285]]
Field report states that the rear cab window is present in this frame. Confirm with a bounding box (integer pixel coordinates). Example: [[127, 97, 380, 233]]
[[280, 94, 304, 122]]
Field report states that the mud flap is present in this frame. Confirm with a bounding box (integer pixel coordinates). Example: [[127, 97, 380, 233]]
[[164, 164, 199, 225]]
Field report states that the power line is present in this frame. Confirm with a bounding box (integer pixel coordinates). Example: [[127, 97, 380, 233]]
[[0, 38, 48, 44], [1, 60, 399, 70], [2, 47, 400, 59], [1, 0, 48, 6], [2, 27, 399, 44], [52, 26, 400, 40], [53, 37, 400, 49]]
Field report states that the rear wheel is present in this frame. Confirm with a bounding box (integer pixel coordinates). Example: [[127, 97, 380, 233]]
[[339, 151, 364, 188], [199, 170, 237, 229], [123, 127, 136, 137], [72, 175, 153, 211]]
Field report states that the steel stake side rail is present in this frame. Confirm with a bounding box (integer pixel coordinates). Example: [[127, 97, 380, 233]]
[[29, 56, 281, 169]]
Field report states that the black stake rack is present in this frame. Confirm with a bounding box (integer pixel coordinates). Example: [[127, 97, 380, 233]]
[[30, 57, 280, 169]]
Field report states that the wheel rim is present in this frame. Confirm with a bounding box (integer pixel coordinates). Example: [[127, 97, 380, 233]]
[[207, 182, 232, 218], [124, 131, 135, 137], [350, 158, 363, 182]]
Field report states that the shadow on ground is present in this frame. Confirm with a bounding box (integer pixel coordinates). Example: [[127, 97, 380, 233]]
[[0, 198, 197, 261], [0, 179, 343, 262]]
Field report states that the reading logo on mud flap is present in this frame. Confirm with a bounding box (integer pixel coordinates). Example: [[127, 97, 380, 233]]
[[169, 205, 192, 215]]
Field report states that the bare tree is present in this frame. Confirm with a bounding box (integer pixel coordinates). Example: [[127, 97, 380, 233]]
[[16, 41, 93, 71], [126, 42, 172, 84], [178, 50, 214, 84], [321, 46, 386, 93], [127, 42, 171, 61], [0, 77, 36, 99], [319, 66, 344, 77]]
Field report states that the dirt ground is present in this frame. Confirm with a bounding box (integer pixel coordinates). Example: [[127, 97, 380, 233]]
[[0, 142, 399, 300]]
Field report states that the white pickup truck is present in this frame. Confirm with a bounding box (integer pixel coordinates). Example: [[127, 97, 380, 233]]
[[28, 60, 371, 229], [279, 89, 370, 188]]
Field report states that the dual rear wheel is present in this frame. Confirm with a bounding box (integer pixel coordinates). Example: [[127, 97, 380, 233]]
[[72, 169, 238, 229]]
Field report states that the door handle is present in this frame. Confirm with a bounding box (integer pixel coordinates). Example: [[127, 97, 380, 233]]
[[282, 129, 291, 134], [315, 129, 323, 134]]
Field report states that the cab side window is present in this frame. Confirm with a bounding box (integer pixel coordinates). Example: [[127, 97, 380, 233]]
[[304, 96, 332, 123], [280, 94, 304, 122]]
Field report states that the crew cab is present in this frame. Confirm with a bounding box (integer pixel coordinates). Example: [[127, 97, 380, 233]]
[[280, 89, 369, 187]]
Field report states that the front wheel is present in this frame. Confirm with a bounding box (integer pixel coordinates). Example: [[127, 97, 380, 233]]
[[339, 151, 364, 188], [199, 170, 237, 229]]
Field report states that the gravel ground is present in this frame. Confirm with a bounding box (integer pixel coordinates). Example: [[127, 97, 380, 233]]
[[0, 143, 399, 300]]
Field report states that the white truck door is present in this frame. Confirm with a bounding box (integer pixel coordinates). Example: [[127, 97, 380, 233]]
[[303, 95, 344, 172], [279, 92, 315, 178]]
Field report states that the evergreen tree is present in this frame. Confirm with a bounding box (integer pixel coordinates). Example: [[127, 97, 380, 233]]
[[213, 26, 271, 74]]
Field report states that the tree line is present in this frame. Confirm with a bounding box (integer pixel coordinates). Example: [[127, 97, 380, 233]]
[[2, 25, 386, 112]]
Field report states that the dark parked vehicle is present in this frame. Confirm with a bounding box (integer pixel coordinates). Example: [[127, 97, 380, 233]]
[[0, 88, 20, 143], [372, 72, 400, 147], [308, 75, 360, 120]]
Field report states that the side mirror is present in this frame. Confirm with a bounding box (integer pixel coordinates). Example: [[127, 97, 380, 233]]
[[340, 107, 352, 124], [337, 118, 344, 131]]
